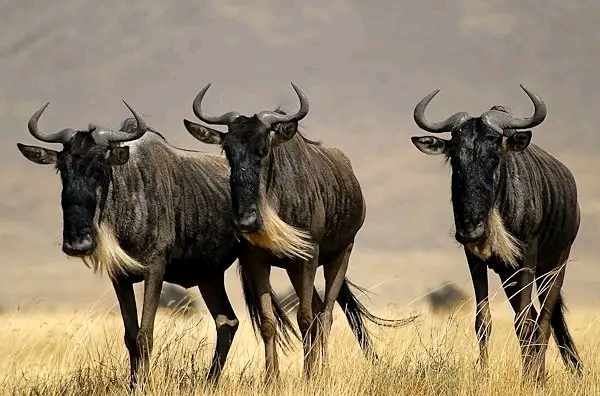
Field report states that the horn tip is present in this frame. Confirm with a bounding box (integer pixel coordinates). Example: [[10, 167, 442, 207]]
[[519, 83, 537, 95], [421, 89, 440, 101]]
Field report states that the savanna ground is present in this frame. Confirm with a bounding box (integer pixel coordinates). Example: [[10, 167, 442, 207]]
[[1, 296, 599, 396]]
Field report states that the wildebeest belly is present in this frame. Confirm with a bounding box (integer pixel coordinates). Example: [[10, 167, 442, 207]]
[[318, 198, 365, 258], [163, 251, 239, 288], [164, 230, 241, 286]]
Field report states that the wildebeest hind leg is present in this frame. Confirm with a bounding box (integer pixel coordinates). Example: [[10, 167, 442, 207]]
[[535, 246, 581, 380], [198, 272, 240, 383], [112, 279, 140, 389], [318, 243, 353, 366]]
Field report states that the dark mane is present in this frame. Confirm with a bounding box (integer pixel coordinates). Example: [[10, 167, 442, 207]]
[[273, 107, 321, 146]]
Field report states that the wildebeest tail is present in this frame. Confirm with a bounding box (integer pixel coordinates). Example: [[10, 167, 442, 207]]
[[337, 278, 417, 361], [238, 264, 300, 354], [551, 292, 583, 375]]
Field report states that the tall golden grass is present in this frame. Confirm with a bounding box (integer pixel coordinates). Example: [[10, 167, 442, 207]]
[[0, 299, 598, 396]]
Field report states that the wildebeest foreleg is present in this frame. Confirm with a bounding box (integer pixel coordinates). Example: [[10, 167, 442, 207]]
[[136, 266, 165, 387], [198, 273, 239, 383], [465, 249, 491, 370], [498, 241, 540, 382], [295, 249, 319, 379], [112, 280, 140, 389], [241, 256, 280, 384], [318, 243, 353, 365], [285, 262, 320, 378], [283, 273, 326, 319]]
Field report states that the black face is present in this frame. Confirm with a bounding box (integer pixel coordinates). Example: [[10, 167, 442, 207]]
[[448, 119, 501, 243], [221, 116, 271, 233], [17, 131, 130, 256], [411, 118, 532, 245], [184, 113, 299, 233]]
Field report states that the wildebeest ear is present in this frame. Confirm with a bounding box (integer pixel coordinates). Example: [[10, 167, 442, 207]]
[[183, 119, 224, 145], [411, 136, 449, 155], [107, 146, 130, 166], [272, 122, 298, 146], [503, 130, 532, 152], [16, 143, 58, 165]]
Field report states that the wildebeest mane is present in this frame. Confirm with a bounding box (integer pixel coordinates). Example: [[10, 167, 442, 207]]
[[260, 112, 363, 249]]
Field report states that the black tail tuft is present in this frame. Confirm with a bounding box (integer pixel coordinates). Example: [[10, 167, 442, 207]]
[[238, 265, 301, 355], [337, 278, 418, 361], [551, 293, 583, 375]]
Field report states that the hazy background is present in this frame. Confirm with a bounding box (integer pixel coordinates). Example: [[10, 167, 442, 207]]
[[0, 0, 598, 313]]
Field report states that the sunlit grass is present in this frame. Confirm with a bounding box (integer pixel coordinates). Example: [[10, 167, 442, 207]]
[[0, 298, 598, 396]]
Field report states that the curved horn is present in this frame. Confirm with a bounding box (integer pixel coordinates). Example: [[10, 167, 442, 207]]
[[91, 100, 150, 145], [192, 83, 240, 125], [413, 90, 471, 133], [481, 84, 547, 134], [256, 82, 310, 126], [27, 103, 76, 144]]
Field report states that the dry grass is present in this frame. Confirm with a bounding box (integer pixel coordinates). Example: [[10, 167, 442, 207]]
[[0, 301, 599, 396]]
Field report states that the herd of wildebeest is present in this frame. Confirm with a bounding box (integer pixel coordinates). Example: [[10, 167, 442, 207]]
[[15, 83, 582, 388]]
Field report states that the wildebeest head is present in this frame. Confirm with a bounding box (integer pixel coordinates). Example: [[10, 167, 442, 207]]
[[183, 83, 309, 234], [410, 85, 547, 246], [16, 101, 149, 257]]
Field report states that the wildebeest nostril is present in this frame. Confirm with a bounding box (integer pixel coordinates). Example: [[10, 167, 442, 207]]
[[234, 205, 258, 231], [456, 220, 485, 244], [62, 232, 94, 256], [237, 211, 257, 228]]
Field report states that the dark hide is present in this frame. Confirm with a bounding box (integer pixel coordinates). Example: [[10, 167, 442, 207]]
[[412, 106, 582, 383], [17, 117, 299, 388], [185, 103, 415, 381]]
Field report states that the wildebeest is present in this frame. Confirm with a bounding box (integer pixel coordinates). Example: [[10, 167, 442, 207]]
[[15, 102, 302, 388], [159, 282, 198, 316], [410, 85, 582, 383], [426, 282, 469, 314], [183, 83, 411, 381]]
